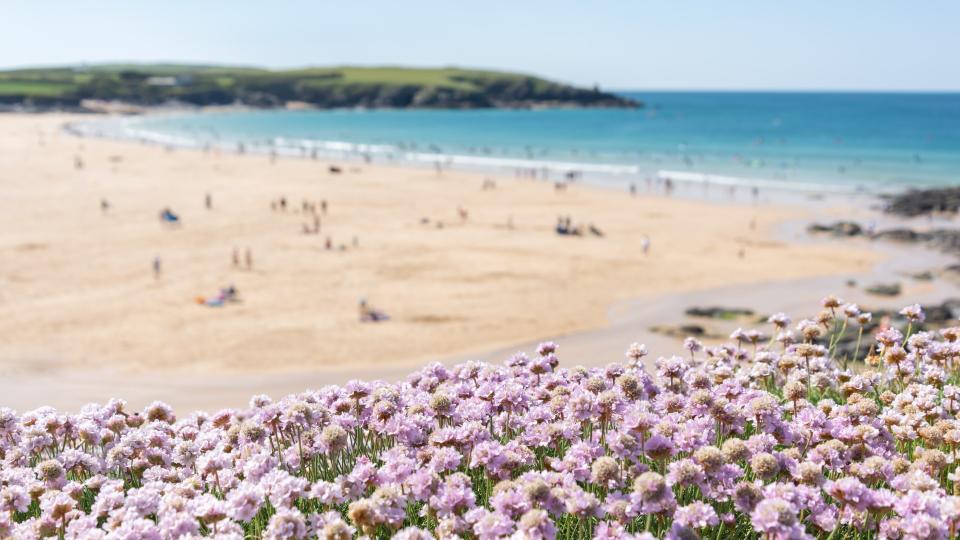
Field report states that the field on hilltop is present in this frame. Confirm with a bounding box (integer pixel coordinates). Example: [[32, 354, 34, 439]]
[[0, 64, 638, 110]]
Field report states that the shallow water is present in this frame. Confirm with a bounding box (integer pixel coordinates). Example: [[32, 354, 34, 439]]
[[85, 92, 960, 193]]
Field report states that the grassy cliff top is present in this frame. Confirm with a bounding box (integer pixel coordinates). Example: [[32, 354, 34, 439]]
[[0, 64, 639, 109]]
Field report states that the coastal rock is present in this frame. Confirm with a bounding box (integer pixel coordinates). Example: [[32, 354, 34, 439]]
[[806, 221, 863, 237], [871, 228, 960, 254], [650, 324, 718, 338], [927, 230, 960, 253], [865, 282, 902, 296], [871, 228, 927, 242], [883, 187, 960, 217], [684, 306, 755, 319]]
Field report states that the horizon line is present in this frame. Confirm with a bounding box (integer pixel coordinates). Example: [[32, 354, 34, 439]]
[[2, 60, 958, 94]]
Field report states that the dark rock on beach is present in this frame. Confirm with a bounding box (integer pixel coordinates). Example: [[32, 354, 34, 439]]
[[865, 283, 902, 296], [684, 306, 755, 319], [883, 187, 960, 217], [650, 324, 720, 339], [806, 221, 863, 237], [871, 228, 926, 242], [874, 229, 960, 254], [808, 220, 960, 256], [927, 230, 960, 253]]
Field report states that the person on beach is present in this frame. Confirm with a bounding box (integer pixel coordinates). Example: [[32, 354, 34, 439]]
[[358, 298, 389, 322], [630, 183, 637, 197], [641, 235, 651, 255], [100, 199, 110, 214], [232, 247, 240, 268], [152, 256, 162, 280], [244, 248, 253, 270], [159, 208, 180, 226], [205, 193, 212, 210]]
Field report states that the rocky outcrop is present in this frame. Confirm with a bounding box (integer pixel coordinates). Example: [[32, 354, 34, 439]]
[[882, 187, 960, 217], [684, 306, 755, 319], [808, 221, 960, 256], [806, 222, 863, 237], [865, 283, 902, 296]]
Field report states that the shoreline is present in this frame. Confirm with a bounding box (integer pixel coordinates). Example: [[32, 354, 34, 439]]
[[66, 109, 926, 202], [0, 112, 920, 412]]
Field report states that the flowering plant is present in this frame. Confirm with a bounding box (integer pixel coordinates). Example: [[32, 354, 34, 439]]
[[2, 298, 959, 539]]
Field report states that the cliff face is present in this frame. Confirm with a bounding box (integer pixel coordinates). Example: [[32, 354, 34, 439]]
[[0, 65, 640, 110]]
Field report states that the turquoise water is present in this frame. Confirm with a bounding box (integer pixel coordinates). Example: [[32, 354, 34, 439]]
[[103, 92, 960, 192]]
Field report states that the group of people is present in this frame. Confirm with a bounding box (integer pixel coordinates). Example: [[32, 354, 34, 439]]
[[555, 216, 604, 238], [272, 196, 327, 214], [232, 247, 254, 271], [302, 214, 322, 235], [196, 284, 241, 308]]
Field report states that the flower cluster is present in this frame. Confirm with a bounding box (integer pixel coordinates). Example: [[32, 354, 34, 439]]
[[3, 297, 960, 539]]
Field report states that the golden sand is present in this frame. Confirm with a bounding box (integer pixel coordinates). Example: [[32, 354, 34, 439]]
[[0, 114, 879, 408]]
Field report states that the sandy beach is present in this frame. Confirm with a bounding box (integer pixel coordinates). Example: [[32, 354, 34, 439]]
[[0, 113, 884, 411]]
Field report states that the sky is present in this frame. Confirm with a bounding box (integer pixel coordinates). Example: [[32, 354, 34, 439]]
[[3, 1, 959, 91]]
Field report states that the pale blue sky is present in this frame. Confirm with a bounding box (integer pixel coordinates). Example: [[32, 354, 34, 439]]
[[3, 1, 959, 91]]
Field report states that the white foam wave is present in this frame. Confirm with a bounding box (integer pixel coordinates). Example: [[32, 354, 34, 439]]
[[67, 116, 877, 195]]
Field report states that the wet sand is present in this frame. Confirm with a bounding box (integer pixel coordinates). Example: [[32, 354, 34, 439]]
[[0, 113, 884, 411]]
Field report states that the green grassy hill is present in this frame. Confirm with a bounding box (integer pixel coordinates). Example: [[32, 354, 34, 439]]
[[0, 64, 639, 110]]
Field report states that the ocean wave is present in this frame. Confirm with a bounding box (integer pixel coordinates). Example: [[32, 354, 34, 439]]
[[67, 116, 888, 195], [654, 170, 865, 194]]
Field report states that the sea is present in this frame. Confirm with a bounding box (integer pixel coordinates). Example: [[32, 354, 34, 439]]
[[78, 92, 960, 194]]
